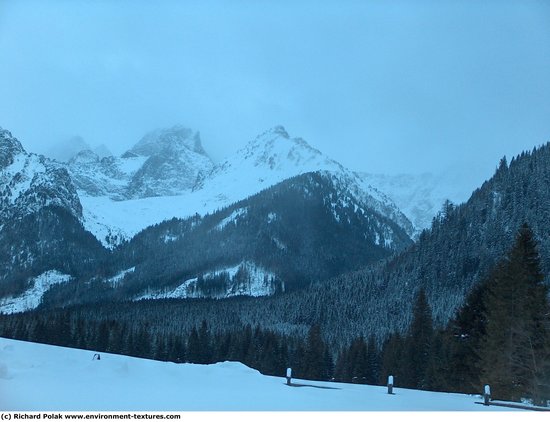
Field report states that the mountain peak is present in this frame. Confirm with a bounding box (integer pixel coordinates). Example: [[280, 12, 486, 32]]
[[267, 125, 290, 139], [0, 128, 25, 168], [69, 149, 100, 165], [128, 125, 207, 157]]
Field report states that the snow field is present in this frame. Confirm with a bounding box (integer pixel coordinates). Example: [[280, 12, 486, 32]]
[[0, 338, 520, 412]]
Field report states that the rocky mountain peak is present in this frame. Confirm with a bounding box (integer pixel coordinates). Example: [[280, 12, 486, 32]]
[[128, 125, 208, 158], [69, 149, 100, 165], [0, 128, 25, 168]]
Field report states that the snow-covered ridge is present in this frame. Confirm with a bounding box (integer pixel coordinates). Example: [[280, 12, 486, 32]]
[[0, 337, 515, 411], [0, 271, 72, 314], [135, 261, 277, 300]]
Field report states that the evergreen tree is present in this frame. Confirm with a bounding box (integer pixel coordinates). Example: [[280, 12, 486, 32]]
[[379, 333, 405, 386], [446, 279, 488, 393], [303, 325, 329, 381], [186, 327, 201, 363], [198, 320, 212, 364], [424, 330, 450, 392], [404, 288, 434, 389], [480, 224, 550, 405], [365, 335, 380, 385], [348, 336, 368, 383]]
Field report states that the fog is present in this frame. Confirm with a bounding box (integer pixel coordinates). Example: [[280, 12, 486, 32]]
[[1, 0, 549, 191]]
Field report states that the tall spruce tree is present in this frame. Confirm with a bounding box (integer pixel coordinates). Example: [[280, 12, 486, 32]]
[[303, 324, 330, 381], [404, 288, 434, 389], [480, 224, 550, 405], [446, 281, 488, 394]]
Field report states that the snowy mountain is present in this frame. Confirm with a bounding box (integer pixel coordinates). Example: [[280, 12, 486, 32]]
[[67, 125, 214, 201], [358, 172, 474, 237], [125, 126, 214, 198], [0, 128, 82, 225], [0, 128, 106, 302], [0, 337, 511, 411], [0, 124, 417, 307], [76, 125, 414, 247]]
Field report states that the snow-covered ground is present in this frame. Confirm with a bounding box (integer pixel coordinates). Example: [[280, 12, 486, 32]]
[[0, 338, 518, 411]]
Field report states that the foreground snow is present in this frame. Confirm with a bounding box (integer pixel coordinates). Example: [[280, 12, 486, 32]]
[[0, 338, 517, 411]]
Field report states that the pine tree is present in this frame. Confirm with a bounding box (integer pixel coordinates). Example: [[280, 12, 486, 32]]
[[348, 336, 368, 383], [446, 281, 487, 393], [379, 333, 405, 386], [365, 335, 380, 385], [480, 224, 550, 405], [303, 324, 329, 381], [186, 327, 201, 363], [198, 320, 212, 364], [404, 288, 434, 389]]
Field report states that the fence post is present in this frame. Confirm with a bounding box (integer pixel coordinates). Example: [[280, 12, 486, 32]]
[[286, 367, 292, 386], [387, 375, 394, 394], [483, 385, 491, 405]]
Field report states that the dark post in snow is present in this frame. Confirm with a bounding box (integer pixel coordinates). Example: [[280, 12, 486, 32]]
[[286, 367, 292, 386], [483, 385, 491, 405], [387, 375, 394, 394]]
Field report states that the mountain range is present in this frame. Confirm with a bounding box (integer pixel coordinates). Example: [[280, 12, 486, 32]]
[[1, 122, 549, 350], [0, 124, 440, 310]]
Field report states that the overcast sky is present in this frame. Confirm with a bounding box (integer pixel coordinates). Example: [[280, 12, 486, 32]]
[[1, 0, 549, 190]]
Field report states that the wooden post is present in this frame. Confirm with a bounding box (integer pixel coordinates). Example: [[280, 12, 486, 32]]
[[387, 375, 394, 394], [483, 384, 491, 405], [286, 367, 292, 385]]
